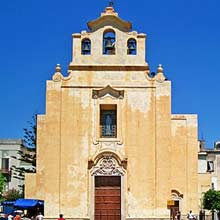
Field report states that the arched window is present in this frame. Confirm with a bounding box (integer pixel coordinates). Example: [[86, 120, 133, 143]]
[[103, 30, 116, 55], [81, 38, 91, 55], [127, 38, 137, 55]]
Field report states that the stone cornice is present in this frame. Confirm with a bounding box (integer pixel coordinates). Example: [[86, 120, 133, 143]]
[[68, 65, 149, 71]]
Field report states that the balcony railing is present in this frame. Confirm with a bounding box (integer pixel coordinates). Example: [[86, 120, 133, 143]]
[[0, 168, 10, 174], [100, 125, 117, 138]]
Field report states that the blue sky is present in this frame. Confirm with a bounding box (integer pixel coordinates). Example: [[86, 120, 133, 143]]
[[0, 0, 219, 147]]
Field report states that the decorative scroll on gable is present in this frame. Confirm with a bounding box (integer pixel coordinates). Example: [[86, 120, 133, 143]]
[[92, 85, 124, 99], [52, 64, 72, 82]]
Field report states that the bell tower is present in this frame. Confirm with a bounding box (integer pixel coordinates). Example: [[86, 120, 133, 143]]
[[70, 5, 148, 69]]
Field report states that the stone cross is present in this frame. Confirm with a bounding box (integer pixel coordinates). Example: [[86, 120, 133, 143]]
[[109, 0, 114, 7]]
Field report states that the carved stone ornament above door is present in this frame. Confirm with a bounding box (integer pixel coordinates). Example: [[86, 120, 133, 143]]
[[89, 153, 127, 176], [92, 85, 124, 99]]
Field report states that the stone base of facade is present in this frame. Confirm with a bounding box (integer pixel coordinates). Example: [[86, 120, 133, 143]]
[[43, 217, 212, 220], [43, 219, 90, 220]]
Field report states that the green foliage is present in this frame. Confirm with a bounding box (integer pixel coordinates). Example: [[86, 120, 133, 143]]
[[23, 114, 36, 149], [203, 189, 220, 211], [0, 173, 6, 194], [0, 173, 7, 202], [10, 114, 37, 193], [3, 188, 23, 201]]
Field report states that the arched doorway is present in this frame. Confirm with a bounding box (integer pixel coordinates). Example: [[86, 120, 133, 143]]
[[170, 189, 183, 220], [89, 153, 126, 220]]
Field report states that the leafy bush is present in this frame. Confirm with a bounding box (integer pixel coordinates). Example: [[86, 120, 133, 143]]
[[203, 189, 220, 211], [3, 188, 23, 201]]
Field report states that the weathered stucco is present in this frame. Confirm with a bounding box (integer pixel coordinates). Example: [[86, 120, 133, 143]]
[[25, 6, 199, 220]]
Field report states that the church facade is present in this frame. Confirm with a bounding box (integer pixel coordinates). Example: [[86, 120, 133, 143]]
[[25, 6, 199, 220]]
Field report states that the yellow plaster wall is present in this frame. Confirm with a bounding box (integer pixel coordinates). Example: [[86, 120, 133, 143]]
[[171, 115, 198, 214], [59, 88, 91, 217], [155, 81, 172, 216], [125, 87, 156, 217]]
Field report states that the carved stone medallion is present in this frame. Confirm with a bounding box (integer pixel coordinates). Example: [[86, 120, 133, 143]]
[[91, 154, 124, 176]]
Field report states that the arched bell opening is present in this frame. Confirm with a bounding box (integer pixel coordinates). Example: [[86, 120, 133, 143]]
[[127, 38, 137, 55], [103, 29, 116, 55], [81, 38, 91, 55]]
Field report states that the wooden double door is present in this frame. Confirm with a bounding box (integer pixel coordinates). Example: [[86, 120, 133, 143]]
[[170, 201, 180, 220], [95, 176, 121, 220]]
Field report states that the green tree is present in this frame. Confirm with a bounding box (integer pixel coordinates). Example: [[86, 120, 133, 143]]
[[23, 114, 37, 150], [203, 189, 220, 219], [11, 114, 37, 192], [0, 173, 7, 201]]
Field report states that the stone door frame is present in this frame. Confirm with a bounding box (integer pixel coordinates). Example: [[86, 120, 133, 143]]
[[171, 189, 183, 213], [89, 153, 126, 220]]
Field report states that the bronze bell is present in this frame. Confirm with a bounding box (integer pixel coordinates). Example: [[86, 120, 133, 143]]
[[128, 41, 136, 51], [105, 37, 114, 50], [82, 43, 90, 53], [128, 43, 135, 51], [128, 41, 136, 54]]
